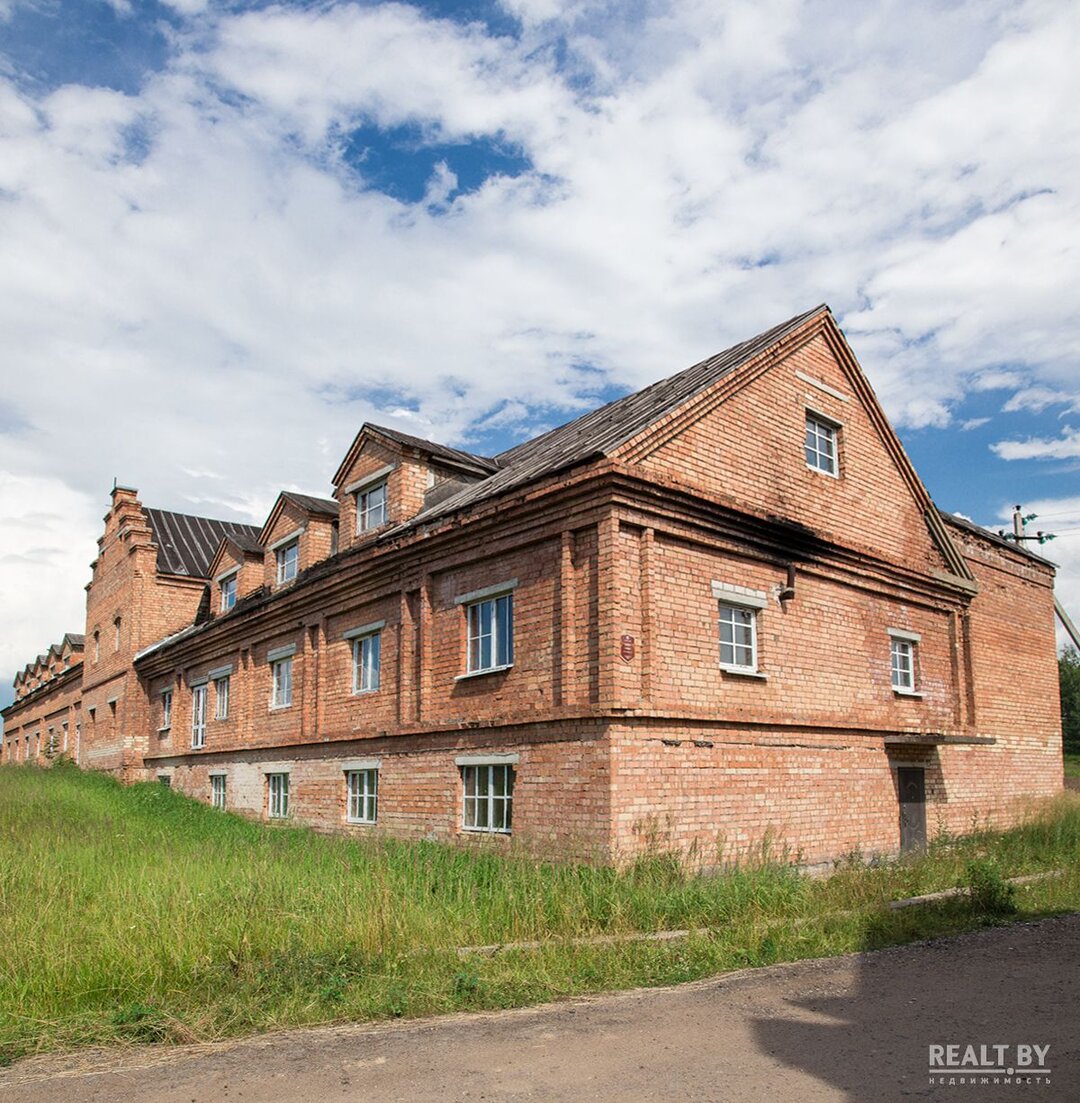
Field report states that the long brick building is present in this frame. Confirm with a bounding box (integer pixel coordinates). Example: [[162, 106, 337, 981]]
[[1, 305, 1064, 864]]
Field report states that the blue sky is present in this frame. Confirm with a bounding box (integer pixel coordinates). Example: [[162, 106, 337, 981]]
[[1, 0, 1079, 708]]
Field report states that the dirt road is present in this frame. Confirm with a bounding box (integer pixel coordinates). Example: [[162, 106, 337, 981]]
[[3, 915, 1078, 1102]]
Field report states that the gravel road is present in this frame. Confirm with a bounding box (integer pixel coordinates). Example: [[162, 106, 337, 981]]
[[3, 914, 1077, 1102]]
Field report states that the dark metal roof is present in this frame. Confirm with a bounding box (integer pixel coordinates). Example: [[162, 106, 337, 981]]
[[366, 425, 500, 477], [222, 531, 264, 555], [145, 508, 262, 578], [395, 305, 828, 531], [938, 510, 1056, 567], [281, 492, 339, 518]]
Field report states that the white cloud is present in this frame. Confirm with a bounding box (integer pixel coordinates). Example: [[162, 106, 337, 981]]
[[1002, 386, 1079, 414], [0, 473, 99, 701], [992, 427, 1080, 461], [1, 0, 1079, 688]]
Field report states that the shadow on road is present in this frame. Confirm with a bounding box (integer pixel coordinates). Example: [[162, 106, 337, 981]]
[[750, 907, 1077, 1101]]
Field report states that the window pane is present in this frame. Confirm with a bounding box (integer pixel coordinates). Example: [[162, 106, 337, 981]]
[[495, 594, 513, 666]]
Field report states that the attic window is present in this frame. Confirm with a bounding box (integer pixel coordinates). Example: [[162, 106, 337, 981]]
[[276, 539, 299, 584], [805, 412, 840, 477], [357, 481, 388, 532], [220, 572, 238, 612]]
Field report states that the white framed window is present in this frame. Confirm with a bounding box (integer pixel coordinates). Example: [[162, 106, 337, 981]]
[[214, 675, 230, 720], [357, 481, 388, 532], [220, 573, 238, 612], [271, 657, 293, 708], [276, 539, 299, 584], [191, 684, 207, 748], [462, 763, 514, 833], [61, 721, 68, 753], [889, 630, 920, 693], [352, 631, 381, 694], [719, 604, 757, 671], [268, 772, 289, 818], [211, 774, 226, 810], [160, 689, 172, 730], [805, 413, 839, 476], [466, 592, 513, 674], [346, 769, 378, 824]]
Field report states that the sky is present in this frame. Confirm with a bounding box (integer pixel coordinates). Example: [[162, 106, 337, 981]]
[[1, 0, 1079, 711]]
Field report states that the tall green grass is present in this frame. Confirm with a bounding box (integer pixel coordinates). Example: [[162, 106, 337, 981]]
[[2, 762, 1079, 1063]]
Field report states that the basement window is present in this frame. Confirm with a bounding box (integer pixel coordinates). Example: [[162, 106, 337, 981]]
[[211, 774, 227, 810], [461, 762, 514, 834], [267, 772, 289, 819], [346, 768, 378, 824]]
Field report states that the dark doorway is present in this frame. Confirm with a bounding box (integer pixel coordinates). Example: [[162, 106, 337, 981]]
[[897, 766, 926, 852]]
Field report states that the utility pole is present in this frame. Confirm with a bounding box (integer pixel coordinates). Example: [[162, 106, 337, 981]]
[[999, 506, 1078, 647], [1000, 505, 1056, 547]]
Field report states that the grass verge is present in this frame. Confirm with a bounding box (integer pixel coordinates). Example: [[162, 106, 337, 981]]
[[1063, 751, 1080, 779], [1, 763, 1079, 1064]]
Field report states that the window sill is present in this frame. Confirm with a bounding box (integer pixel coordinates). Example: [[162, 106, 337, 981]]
[[346, 818, 377, 827], [455, 664, 513, 681], [461, 827, 512, 835], [806, 464, 840, 479], [157, 726, 171, 734], [352, 688, 380, 697], [269, 703, 293, 711], [893, 688, 924, 698], [720, 666, 768, 680]]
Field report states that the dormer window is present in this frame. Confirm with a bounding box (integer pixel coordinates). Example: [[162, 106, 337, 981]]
[[357, 481, 388, 532], [220, 572, 238, 612], [276, 539, 299, 585]]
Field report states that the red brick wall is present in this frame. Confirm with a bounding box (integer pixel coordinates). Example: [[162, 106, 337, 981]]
[[164, 723, 611, 861], [623, 331, 953, 579]]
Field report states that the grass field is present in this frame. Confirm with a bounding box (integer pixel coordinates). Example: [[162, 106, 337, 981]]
[[2, 763, 1079, 1064], [1063, 751, 1080, 778]]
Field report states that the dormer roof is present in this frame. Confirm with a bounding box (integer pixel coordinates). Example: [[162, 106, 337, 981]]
[[332, 424, 499, 488], [258, 491, 339, 544]]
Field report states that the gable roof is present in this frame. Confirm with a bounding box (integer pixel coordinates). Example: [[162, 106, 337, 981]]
[[222, 531, 264, 556], [258, 490, 340, 545], [144, 508, 262, 579], [281, 492, 339, 518], [389, 304, 828, 531], [332, 423, 499, 487]]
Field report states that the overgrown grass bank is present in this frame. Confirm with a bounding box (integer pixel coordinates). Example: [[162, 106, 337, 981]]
[[2, 763, 1079, 1063]]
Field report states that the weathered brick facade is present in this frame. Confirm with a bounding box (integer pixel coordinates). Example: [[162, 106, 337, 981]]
[[2, 306, 1064, 864]]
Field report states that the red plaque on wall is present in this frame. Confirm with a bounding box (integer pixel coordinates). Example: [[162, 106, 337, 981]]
[[620, 634, 635, 662]]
